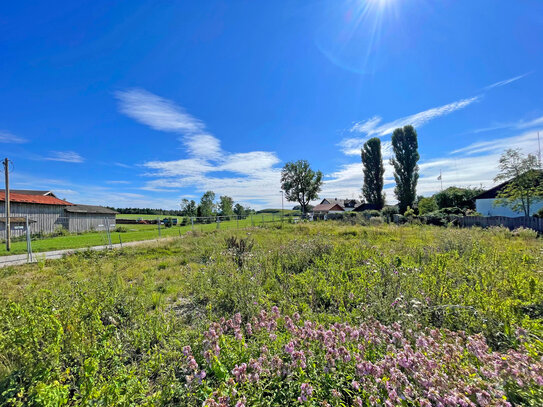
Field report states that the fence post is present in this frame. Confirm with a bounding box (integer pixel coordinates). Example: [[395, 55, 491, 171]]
[[119, 233, 123, 249], [26, 216, 33, 263], [251, 213, 254, 227], [217, 216, 220, 230], [105, 217, 112, 248], [237, 215, 239, 230], [158, 217, 161, 237], [262, 214, 264, 226], [191, 217, 194, 231]]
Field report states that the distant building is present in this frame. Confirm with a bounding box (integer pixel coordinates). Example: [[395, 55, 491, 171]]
[[312, 203, 345, 215], [64, 204, 118, 233], [475, 174, 543, 216], [318, 198, 362, 212], [0, 190, 117, 238]]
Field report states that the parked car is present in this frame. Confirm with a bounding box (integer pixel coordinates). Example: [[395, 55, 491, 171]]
[[162, 217, 178, 227]]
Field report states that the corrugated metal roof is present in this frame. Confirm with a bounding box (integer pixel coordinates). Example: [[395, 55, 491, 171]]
[[64, 204, 118, 214], [0, 191, 73, 206]]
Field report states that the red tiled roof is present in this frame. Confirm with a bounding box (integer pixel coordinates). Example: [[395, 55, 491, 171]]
[[0, 191, 73, 206]]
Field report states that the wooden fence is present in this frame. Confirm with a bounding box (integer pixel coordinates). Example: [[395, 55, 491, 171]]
[[459, 216, 543, 233]]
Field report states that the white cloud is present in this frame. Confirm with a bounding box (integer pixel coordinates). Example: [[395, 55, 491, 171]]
[[341, 96, 479, 155], [219, 152, 281, 175], [105, 180, 131, 185], [116, 88, 283, 207], [143, 158, 215, 177], [325, 130, 542, 205], [485, 72, 532, 90], [116, 88, 223, 159], [116, 88, 205, 133], [471, 115, 543, 134], [451, 130, 541, 156], [0, 130, 27, 144], [184, 133, 223, 160], [43, 151, 84, 163]]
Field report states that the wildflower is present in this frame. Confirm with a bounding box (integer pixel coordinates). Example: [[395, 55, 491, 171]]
[[298, 383, 314, 403], [352, 380, 360, 391]]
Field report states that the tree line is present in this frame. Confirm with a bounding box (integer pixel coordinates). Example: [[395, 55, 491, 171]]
[[278, 125, 423, 214], [279, 124, 543, 217], [179, 192, 254, 219]]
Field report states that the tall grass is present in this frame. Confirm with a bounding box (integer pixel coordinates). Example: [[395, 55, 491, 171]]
[[0, 223, 541, 405]]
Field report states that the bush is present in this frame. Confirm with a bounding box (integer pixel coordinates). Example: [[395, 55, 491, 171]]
[[369, 216, 383, 226], [114, 226, 128, 233], [361, 210, 381, 219], [417, 197, 438, 215], [52, 225, 69, 237], [512, 226, 538, 239]]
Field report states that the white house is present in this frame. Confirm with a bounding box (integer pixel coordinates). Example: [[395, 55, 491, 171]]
[[475, 178, 543, 217]]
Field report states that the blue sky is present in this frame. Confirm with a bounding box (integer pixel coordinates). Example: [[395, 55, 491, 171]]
[[1, 0, 543, 209]]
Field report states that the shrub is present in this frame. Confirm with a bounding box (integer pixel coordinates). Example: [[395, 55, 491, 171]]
[[361, 210, 381, 219], [417, 197, 438, 215], [114, 226, 128, 233], [512, 226, 538, 239], [368, 216, 383, 226], [225, 235, 255, 267]]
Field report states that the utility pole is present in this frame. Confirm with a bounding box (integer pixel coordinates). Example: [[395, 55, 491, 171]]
[[3, 158, 10, 252]]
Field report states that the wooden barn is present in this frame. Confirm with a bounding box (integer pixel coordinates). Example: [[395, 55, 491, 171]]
[[0, 190, 73, 239], [64, 204, 118, 233], [1, 190, 117, 239]]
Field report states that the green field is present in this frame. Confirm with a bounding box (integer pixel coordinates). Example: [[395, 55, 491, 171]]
[[0, 213, 292, 256], [1, 222, 542, 405], [116, 211, 298, 220]]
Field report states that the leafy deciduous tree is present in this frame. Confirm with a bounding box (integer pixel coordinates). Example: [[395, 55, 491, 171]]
[[281, 160, 323, 214], [198, 191, 216, 219], [494, 149, 543, 216], [390, 125, 420, 213], [361, 137, 385, 209], [434, 187, 483, 210], [180, 199, 197, 217], [218, 196, 234, 217]]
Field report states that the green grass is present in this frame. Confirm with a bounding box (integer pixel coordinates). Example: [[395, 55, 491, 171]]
[[0, 223, 542, 405], [0, 213, 293, 256]]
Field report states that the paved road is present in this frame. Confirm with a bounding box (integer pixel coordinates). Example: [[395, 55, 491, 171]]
[[0, 238, 176, 268]]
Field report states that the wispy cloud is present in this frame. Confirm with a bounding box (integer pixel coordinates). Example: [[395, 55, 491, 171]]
[[470, 115, 543, 134], [116, 88, 223, 160], [116, 88, 284, 207], [340, 96, 479, 155], [0, 130, 27, 144], [43, 151, 85, 163], [325, 130, 542, 203], [105, 180, 131, 185], [484, 72, 532, 90], [451, 130, 541, 156], [116, 88, 205, 133]]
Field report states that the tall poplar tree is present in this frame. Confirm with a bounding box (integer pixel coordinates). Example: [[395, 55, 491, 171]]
[[390, 125, 420, 213], [361, 137, 385, 209]]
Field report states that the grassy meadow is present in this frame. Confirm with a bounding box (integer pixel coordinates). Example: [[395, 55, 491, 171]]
[[0, 213, 288, 256], [0, 222, 542, 405]]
